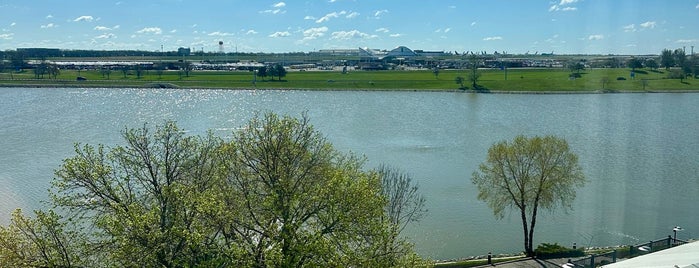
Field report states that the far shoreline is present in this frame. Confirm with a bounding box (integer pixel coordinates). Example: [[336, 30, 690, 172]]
[[2, 82, 699, 94]]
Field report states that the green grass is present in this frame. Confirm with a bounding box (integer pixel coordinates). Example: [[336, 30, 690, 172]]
[[1, 68, 697, 92], [434, 256, 527, 268]]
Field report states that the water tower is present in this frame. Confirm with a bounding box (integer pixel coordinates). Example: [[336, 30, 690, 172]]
[[218, 41, 227, 64]]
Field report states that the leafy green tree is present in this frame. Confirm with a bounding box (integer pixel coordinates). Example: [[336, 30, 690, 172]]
[[180, 61, 193, 78], [644, 58, 659, 70], [3, 114, 426, 268], [690, 55, 699, 78], [0, 209, 86, 267], [627, 57, 643, 71], [468, 55, 481, 88], [10, 52, 25, 76], [567, 60, 585, 76], [34, 62, 48, 79], [661, 49, 675, 68], [455, 76, 465, 89], [601, 77, 610, 90], [47, 63, 60, 79], [668, 68, 686, 82], [673, 49, 687, 68], [472, 135, 586, 257], [257, 66, 267, 81], [121, 65, 130, 78], [52, 122, 228, 267], [100, 66, 111, 79], [603, 57, 622, 68], [154, 61, 165, 79], [268, 64, 278, 80], [218, 113, 410, 267], [274, 64, 286, 81], [135, 64, 144, 79]]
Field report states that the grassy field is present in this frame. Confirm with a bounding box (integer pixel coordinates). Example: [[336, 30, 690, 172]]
[[1, 67, 697, 92]]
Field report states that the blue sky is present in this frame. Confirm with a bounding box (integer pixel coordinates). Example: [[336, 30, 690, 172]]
[[1, 0, 698, 55]]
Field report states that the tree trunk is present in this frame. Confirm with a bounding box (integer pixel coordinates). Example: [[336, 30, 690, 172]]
[[527, 203, 540, 257], [520, 208, 532, 257]]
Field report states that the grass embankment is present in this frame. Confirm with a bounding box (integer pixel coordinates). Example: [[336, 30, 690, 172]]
[[434, 255, 527, 268], [1, 68, 697, 92]]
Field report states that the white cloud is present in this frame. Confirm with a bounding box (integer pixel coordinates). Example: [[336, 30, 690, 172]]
[[10, 22, 16, 26], [94, 26, 111, 31], [315, 10, 358, 23], [696, 3, 699, 9], [560, 0, 578, 4], [444, 28, 451, 33], [170, 29, 177, 33], [262, 2, 286, 14], [261, 9, 285, 14], [331, 30, 377, 40], [375, 27, 389, 33], [588, 34, 604, 40], [640, 21, 656, 29], [136, 27, 162, 35], [41, 23, 58, 29], [389, 33, 403, 37], [246, 30, 258, 35], [623, 24, 636, 32], [0, 33, 13, 40], [301, 26, 328, 41], [483, 36, 503, 41], [471, 21, 477, 26], [269, 31, 291, 38], [316, 12, 341, 23], [374, 9, 388, 17], [96, 33, 116, 39], [304, 16, 316, 20], [73, 15, 94, 22], [208, 31, 234, 36], [549, 0, 579, 12], [346, 11, 359, 18], [46, 14, 53, 19], [676, 39, 698, 43]]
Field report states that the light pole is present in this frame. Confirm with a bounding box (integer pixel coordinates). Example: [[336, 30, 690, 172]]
[[673, 226, 683, 245]]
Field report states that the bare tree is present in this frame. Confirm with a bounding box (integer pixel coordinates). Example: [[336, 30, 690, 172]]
[[376, 165, 427, 234]]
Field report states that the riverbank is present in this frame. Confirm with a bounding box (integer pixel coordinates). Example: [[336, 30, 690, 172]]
[[1, 68, 697, 92], [4, 82, 699, 94]]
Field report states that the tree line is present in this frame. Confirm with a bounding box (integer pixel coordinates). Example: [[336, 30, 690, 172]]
[[0, 113, 427, 267], [565, 48, 699, 80]]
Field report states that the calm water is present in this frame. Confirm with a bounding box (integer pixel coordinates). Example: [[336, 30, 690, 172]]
[[1, 88, 698, 260]]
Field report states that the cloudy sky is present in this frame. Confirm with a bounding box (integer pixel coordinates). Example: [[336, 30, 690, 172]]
[[1, 0, 698, 55]]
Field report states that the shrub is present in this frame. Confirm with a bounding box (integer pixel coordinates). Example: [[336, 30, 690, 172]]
[[534, 243, 585, 259]]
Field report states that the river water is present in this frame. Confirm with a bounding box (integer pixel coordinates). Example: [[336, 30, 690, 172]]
[[1, 88, 698, 260]]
